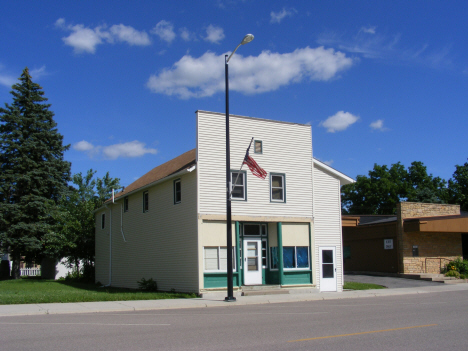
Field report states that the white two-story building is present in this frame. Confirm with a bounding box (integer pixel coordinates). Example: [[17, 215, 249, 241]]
[[95, 111, 353, 294]]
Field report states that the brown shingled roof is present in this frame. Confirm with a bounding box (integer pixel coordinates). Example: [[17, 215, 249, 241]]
[[111, 149, 196, 201]]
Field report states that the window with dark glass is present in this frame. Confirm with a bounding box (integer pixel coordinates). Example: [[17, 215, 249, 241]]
[[230, 171, 246, 200], [143, 191, 149, 212], [124, 197, 129, 212], [270, 246, 309, 270], [101, 213, 105, 229], [174, 179, 181, 204], [243, 223, 267, 236], [262, 240, 267, 268], [270, 174, 285, 202]]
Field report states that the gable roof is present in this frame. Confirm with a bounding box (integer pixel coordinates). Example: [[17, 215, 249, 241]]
[[111, 148, 196, 202], [313, 158, 355, 185]]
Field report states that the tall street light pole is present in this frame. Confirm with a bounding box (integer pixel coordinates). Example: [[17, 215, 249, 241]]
[[225, 34, 254, 302]]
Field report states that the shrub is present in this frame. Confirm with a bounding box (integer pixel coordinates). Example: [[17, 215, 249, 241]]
[[445, 257, 468, 274], [445, 270, 460, 278], [137, 277, 158, 292], [460, 274, 466, 279]]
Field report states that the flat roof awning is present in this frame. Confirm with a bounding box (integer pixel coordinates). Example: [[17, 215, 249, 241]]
[[404, 216, 468, 233]]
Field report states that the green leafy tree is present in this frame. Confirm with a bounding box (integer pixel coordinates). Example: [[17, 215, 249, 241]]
[[0, 68, 71, 278], [448, 160, 468, 211], [47, 169, 121, 275], [342, 161, 447, 215]]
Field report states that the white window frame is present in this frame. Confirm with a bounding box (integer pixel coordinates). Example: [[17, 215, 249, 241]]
[[269, 246, 310, 271], [230, 170, 247, 201], [270, 173, 285, 203], [283, 246, 310, 271], [203, 246, 236, 272]]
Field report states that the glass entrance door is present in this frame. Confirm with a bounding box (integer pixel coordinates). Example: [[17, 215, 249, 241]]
[[243, 239, 262, 285], [320, 247, 337, 292]]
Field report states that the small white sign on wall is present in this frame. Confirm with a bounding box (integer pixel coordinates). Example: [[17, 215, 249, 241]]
[[384, 239, 393, 250]]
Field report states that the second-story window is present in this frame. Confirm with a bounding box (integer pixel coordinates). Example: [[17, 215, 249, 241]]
[[231, 171, 246, 200], [270, 173, 285, 202], [124, 197, 129, 212], [101, 213, 105, 229], [174, 179, 181, 204], [254, 140, 263, 154], [143, 191, 149, 212]]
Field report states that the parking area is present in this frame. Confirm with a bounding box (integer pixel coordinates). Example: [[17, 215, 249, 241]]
[[344, 274, 443, 289]]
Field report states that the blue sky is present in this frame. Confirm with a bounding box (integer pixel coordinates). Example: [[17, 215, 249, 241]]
[[1, 1, 467, 187]]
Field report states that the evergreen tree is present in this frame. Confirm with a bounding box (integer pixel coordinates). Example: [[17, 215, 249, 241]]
[[0, 68, 71, 278]]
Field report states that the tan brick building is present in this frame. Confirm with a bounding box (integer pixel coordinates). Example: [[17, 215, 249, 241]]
[[342, 203, 468, 275]]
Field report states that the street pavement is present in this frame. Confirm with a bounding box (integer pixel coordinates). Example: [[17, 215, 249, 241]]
[[1, 276, 468, 317]]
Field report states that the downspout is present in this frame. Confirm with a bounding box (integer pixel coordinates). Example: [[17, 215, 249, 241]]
[[103, 190, 115, 287]]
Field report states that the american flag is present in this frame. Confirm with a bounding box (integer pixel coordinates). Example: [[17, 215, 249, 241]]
[[243, 151, 267, 179]]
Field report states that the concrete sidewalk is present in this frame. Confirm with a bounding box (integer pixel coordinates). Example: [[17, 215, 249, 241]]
[[2, 283, 468, 317]]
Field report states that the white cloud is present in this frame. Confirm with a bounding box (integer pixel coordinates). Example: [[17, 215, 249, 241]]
[[103, 141, 157, 159], [73, 140, 95, 151], [180, 27, 196, 41], [320, 111, 359, 133], [56, 18, 150, 53], [204, 25, 224, 44], [110, 24, 151, 46], [152, 20, 176, 43], [360, 26, 376, 34], [370, 119, 388, 131], [147, 46, 353, 99], [30, 66, 48, 79], [0, 68, 16, 87], [270, 8, 297, 24], [73, 140, 157, 159], [318, 28, 453, 69], [324, 159, 334, 166]]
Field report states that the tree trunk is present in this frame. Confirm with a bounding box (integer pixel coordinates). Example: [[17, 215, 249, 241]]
[[11, 254, 21, 279]]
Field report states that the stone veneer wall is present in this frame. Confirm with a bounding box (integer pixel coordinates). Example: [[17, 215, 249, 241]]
[[396, 202, 461, 274]]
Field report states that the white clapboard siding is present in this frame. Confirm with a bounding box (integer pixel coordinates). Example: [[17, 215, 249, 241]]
[[95, 170, 199, 292], [313, 165, 343, 291], [197, 111, 313, 219]]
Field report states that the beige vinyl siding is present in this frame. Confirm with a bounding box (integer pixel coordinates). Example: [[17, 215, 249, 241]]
[[96, 170, 198, 292], [313, 165, 343, 291], [95, 209, 110, 285], [197, 111, 313, 219]]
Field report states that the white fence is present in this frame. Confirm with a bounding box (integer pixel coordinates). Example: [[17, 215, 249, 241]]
[[20, 268, 41, 276]]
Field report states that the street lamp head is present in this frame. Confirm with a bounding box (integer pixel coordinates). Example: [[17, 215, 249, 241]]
[[241, 34, 254, 45]]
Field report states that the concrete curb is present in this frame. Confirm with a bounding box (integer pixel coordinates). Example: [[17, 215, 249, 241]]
[[1, 284, 467, 317]]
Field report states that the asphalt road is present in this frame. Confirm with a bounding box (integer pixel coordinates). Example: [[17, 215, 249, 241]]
[[1, 290, 467, 351]]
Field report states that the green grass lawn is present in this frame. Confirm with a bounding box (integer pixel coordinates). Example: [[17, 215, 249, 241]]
[[0, 278, 198, 305], [343, 281, 386, 290]]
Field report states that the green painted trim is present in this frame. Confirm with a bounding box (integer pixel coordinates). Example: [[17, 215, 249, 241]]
[[204, 272, 240, 289], [283, 270, 312, 285], [235, 221, 242, 287], [309, 222, 313, 284], [277, 222, 284, 285]]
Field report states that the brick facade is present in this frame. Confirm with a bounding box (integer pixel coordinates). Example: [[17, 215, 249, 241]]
[[397, 202, 462, 274]]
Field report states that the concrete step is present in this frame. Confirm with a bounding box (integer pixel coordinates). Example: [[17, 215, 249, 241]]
[[242, 289, 290, 296], [241, 285, 281, 291]]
